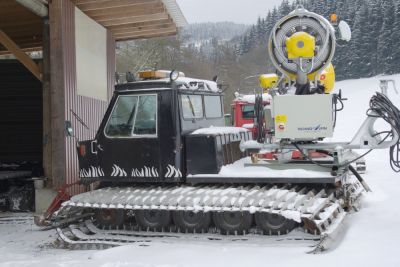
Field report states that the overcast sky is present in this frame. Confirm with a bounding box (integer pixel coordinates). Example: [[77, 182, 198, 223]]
[[176, 0, 285, 25]]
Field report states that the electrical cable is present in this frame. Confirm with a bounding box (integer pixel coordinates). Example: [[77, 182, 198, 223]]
[[293, 92, 400, 171], [332, 93, 344, 129], [280, 93, 399, 172], [292, 143, 333, 169], [254, 94, 265, 143], [293, 132, 391, 170], [367, 92, 400, 172]]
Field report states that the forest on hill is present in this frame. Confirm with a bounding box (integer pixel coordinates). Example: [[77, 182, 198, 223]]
[[117, 0, 400, 110], [238, 0, 400, 80]]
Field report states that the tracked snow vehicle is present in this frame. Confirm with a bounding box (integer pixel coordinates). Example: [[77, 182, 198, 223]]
[[52, 7, 400, 252]]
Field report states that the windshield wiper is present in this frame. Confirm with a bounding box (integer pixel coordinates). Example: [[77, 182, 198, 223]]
[[186, 95, 196, 117]]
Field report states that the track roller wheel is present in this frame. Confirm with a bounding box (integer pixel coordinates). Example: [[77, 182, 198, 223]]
[[213, 212, 253, 235], [255, 212, 297, 235], [94, 209, 125, 227], [135, 210, 171, 231], [172, 211, 211, 233]]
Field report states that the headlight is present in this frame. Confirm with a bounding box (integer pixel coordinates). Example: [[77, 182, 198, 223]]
[[170, 70, 180, 81]]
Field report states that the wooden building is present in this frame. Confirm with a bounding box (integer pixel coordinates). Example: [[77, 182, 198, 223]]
[[0, 0, 187, 210]]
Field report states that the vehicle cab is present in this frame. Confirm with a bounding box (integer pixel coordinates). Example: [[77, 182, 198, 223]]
[[76, 70, 232, 185]]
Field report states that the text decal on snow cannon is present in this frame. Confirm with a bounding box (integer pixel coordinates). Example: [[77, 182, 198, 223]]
[[298, 125, 328, 131]]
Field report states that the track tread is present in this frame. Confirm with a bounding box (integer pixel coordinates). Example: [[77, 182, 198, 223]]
[[56, 179, 363, 252]]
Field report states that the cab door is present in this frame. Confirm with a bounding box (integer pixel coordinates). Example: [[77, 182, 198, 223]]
[[95, 93, 161, 182]]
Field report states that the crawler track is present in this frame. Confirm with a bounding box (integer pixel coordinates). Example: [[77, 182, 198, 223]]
[[55, 178, 363, 252], [56, 220, 321, 250]]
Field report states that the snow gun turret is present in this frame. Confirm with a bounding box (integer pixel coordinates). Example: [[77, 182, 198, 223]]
[[259, 6, 351, 95]]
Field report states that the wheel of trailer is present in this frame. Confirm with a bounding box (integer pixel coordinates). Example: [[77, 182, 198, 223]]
[[172, 211, 211, 233], [213, 212, 253, 235], [255, 212, 297, 235], [135, 210, 171, 231], [94, 209, 125, 227]]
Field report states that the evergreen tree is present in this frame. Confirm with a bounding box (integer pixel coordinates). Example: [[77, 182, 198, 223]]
[[350, 4, 371, 78], [390, 3, 400, 73], [263, 11, 273, 38], [236, 0, 400, 80], [256, 17, 264, 40], [240, 35, 250, 54], [325, 0, 337, 16], [313, 0, 325, 15], [377, 0, 395, 74], [278, 0, 292, 17], [369, 0, 383, 74], [248, 26, 257, 49], [270, 7, 279, 22]]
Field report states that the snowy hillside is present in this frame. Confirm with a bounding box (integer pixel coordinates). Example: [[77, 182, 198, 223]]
[[1, 75, 400, 266], [181, 22, 248, 45]]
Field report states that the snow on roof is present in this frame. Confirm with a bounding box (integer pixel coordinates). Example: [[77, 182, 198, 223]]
[[176, 77, 220, 92], [191, 126, 249, 135], [242, 123, 254, 129], [161, 0, 188, 28], [234, 93, 272, 104], [127, 77, 220, 92]]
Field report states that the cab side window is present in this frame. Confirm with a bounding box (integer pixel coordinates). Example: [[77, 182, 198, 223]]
[[134, 95, 157, 135], [105, 94, 157, 138]]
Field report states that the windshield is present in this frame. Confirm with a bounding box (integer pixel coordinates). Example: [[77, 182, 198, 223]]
[[181, 94, 203, 119], [241, 105, 255, 119]]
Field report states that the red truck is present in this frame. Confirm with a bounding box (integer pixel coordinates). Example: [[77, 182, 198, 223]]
[[229, 93, 271, 136]]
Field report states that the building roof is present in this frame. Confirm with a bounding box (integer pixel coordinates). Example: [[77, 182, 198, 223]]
[[0, 0, 43, 54], [72, 0, 187, 41], [0, 0, 187, 54]]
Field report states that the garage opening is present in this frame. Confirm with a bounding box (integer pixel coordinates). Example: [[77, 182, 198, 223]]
[[0, 59, 42, 211]]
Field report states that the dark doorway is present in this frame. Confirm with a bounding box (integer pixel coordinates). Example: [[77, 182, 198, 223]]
[[0, 59, 42, 211]]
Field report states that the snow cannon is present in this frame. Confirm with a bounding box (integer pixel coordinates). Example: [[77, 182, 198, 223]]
[[267, 6, 349, 95]]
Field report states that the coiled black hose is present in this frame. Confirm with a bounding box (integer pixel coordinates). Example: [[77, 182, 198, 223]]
[[254, 94, 265, 143], [367, 92, 400, 172]]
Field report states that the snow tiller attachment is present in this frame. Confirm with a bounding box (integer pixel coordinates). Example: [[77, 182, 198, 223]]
[[47, 7, 400, 253]]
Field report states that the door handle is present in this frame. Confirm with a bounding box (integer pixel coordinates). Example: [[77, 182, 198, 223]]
[[90, 140, 98, 155]]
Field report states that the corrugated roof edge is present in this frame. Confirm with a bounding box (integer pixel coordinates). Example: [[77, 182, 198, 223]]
[[161, 0, 188, 28]]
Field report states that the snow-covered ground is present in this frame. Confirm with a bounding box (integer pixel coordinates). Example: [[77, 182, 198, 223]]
[[1, 74, 400, 267]]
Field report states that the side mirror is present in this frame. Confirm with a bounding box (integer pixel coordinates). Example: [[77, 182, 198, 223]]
[[338, 21, 351, 42], [65, 120, 74, 137]]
